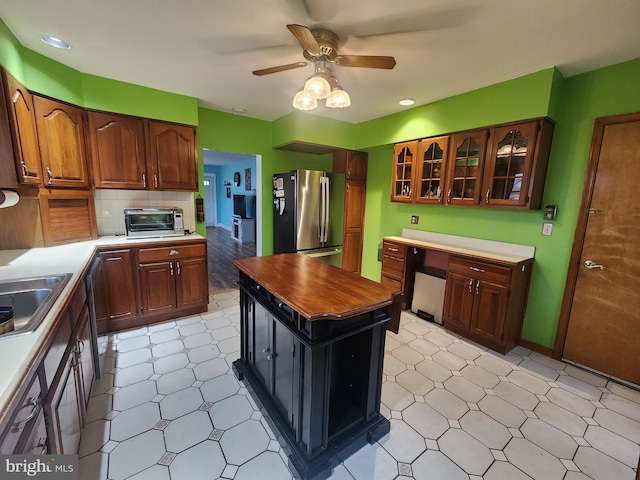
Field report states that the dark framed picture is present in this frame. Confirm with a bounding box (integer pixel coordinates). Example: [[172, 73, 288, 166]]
[[245, 168, 251, 191], [226, 187, 231, 198]]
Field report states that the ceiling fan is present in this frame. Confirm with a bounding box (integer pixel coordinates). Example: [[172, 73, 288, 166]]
[[252, 24, 396, 76]]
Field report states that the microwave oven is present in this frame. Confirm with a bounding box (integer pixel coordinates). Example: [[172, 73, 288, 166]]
[[124, 207, 184, 238]]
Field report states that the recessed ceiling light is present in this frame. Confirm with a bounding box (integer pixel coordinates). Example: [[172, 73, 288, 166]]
[[40, 36, 71, 50], [399, 99, 415, 106], [231, 107, 246, 114]]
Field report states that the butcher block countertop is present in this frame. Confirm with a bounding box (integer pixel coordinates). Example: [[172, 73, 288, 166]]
[[233, 253, 401, 321]]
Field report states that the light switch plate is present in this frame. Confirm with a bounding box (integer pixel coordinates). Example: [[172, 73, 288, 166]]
[[411, 215, 419, 224], [542, 223, 553, 236]]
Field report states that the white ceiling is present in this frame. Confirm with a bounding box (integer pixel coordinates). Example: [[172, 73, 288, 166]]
[[1, 0, 640, 124]]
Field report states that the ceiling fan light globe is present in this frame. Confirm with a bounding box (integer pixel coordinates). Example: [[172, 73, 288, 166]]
[[304, 76, 331, 99], [326, 87, 351, 108], [293, 90, 318, 110]]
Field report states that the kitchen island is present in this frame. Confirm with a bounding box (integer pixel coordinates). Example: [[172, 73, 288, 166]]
[[232, 254, 401, 480]]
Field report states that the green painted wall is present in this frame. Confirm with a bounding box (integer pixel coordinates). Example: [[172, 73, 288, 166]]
[[0, 19, 25, 82]]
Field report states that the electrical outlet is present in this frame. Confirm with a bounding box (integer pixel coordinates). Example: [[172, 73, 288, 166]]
[[542, 223, 553, 236], [411, 215, 419, 224]]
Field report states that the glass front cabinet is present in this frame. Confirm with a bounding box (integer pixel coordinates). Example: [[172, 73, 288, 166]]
[[391, 141, 418, 202], [391, 118, 554, 210]]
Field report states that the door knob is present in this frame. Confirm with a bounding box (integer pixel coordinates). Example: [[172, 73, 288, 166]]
[[584, 260, 605, 270]]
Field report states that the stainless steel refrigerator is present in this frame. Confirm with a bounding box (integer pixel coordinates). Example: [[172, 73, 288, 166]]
[[272, 169, 344, 267]]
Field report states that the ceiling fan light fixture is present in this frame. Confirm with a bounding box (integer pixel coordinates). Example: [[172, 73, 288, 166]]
[[326, 87, 351, 108], [293, 90, 318, 110], [304, 75, 331, 100]]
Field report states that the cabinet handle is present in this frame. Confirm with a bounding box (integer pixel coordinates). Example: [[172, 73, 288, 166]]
[[485, 189, 490, 204], [32, 438, 48, 455], [468, 279, 473, 293], [154, 174, 158, 188], [20, 161, 29, 180], [476, 280, 480, 295], [13, 397, 40, 433], [262, 348, 270, 353], [469, 266, 485, 273], [266, 354, 273, 361], [142, 173, 147, 187], [46, 167, 53, 185], [447, 189, 452, 203], [170, 262, 174, 276], [169, 249, 179, 255], [387, 247, 399, 252], [277, 302, 284, 308], [76, 337, 85, 353], [177, 261, 181, 275]]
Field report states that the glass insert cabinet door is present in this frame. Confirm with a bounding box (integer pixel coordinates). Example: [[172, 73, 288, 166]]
[[391, 141, 418, 202], [446, 130, 489, 205], [482, 121, 538, 207], [416, 136, 449, 204]]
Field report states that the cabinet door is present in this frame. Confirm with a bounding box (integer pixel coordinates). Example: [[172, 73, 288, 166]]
[[442, 272, 474, 329], [391, 141, 418, 202], [345, 150, 367, 180], [252, 301, 271, 387], [39, 188, 98, 247], [482, 121, 538, 208], [470, 280, 509, 343], [342, 179, 366, 273], [415, 136, 448, 204], [139, 261, 176, 316], [176, 257, 208, 309], [0, 372, 42, 454], [87, 111, 147, 189], [33, 96, 89, 188], [273, 320, 295, 427], [45, 349, 83, 454], [2, 71, 38, 187], [74, 305, 94, 412], [100, 249, 139, 327], [445, 130, 488, 205], [147, 121, 197, 191]]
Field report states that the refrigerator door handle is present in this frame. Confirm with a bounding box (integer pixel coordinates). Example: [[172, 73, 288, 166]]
[[319, 176, 329, 244]]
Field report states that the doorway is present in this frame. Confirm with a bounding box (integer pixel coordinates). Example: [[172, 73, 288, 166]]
[[555, 112, 640, 387], [204, 173, 217, 226]]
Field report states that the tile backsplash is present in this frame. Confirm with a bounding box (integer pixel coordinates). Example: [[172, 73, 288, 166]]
[[94, 190, 196, 235]]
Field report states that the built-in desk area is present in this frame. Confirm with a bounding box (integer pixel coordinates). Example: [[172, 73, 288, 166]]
[[381, 229, 535, 354]]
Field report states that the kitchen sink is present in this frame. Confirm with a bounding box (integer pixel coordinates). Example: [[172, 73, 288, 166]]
[[0, 274, 73, 338]]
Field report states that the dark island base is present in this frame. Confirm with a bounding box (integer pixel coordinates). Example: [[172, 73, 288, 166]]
[[233, 359, 390, 480]]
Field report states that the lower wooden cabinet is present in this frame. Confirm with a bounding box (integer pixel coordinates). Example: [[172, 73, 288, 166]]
[[380, 240, 424, 312], [99, 249, 139, 333], [0, 372, 45, 454], [443, 255, 532, 354]]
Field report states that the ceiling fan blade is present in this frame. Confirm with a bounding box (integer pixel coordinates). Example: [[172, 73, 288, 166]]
[[287, 24, 322, 57], [334, 55, 396, 69], [252, 62, 308, 76]]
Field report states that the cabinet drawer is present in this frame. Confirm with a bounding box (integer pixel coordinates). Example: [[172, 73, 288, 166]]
[[380, 275, 402, 292], [0, 373, 42, 454], [138, 243, 205, 263], [381, 254, 404, 280], [449, 256, 512, 284], [382, 241, 405, 259]]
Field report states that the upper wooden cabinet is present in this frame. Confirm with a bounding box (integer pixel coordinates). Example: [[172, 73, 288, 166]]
[[334, 149, 368, 181], [391, 118, 554, 210], [2, 71, 38, 188], [481, 118, 554, 209], [391, 141, 418, 202], [33, 96, 89, 188], [445, 129, 489, 206], [146, 120, 197, 191], [86, 111, 147, 189], [415, 136, 449, 204]]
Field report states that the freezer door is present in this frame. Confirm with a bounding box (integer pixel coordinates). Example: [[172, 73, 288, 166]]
[[296, 170, 324, 251]]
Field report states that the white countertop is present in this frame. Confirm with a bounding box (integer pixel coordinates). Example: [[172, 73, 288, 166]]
[[0, 233, 205, 417], [385, 229, 535, 264]]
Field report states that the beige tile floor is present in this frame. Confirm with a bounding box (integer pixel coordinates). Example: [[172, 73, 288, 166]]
[[79, 290, 640, 480]]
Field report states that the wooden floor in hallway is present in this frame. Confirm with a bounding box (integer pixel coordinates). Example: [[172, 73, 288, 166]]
[[206, 226, 256, 292]]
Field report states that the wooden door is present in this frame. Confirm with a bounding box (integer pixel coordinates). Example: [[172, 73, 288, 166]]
[[139, 261, 176, 316], [2, 71, 40, 187], [33, 96, 89, 188], [147, 121, 197, 191], [342, 180, 366, 273], [176, 257, 208, 308], [445, 130, 488, 206], [100, 249, 139, 327], [87, 111, 147, 189], [443, 272, 474, 329], [560, 114, 640, 386], [470, 280, 509, 343]]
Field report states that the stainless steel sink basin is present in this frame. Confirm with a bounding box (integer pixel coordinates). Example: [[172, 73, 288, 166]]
[[0, 274, 73, 338]]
